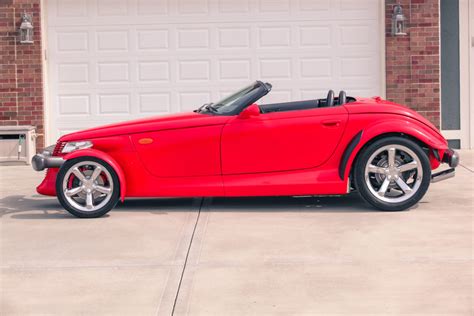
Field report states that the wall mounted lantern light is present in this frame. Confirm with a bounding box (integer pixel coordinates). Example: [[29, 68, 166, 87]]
[[391, 4, 407, 36], [19, 12, 34, 44]]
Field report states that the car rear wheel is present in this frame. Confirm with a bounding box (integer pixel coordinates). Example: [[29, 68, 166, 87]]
[[354, 137, 431, 211], [56, 157, 120, 218]]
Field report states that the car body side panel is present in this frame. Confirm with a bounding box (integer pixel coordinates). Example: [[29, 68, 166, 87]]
[[125, 172, 224, 197], [223, 168, 347, 196], [221, 106, 348, 174], [222, 112, 450, 197], [130, 125, 223, 177], [37, 100, 452, 199]]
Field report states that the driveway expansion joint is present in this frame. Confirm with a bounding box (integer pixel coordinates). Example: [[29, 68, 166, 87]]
[[170, 197, 205, 316]]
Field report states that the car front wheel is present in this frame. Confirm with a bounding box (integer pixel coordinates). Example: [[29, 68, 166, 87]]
[[354, 137, 431, 211], [56, 157, 120, 218]]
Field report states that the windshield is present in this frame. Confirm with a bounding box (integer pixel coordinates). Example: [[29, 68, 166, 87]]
[[196, 81, 271, 115]]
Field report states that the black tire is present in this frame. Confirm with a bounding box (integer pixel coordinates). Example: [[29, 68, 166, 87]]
[[354, 137, 431, 211], [56, 157, 120, 218]]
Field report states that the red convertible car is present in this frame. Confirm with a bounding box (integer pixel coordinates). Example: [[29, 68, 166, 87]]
[[33, 81, 459, 218]]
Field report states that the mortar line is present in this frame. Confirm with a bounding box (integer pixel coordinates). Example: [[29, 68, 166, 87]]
[[171, 197, 204, 316]]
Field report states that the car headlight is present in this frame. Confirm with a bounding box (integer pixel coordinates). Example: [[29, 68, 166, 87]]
[[61, 141, 93, 153]]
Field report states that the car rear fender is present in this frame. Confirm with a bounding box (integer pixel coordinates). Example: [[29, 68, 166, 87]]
[[341, 119, 448, 181], [63, 149, 126, 202]]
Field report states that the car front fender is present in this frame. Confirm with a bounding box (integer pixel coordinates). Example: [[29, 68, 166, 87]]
[[63, 149, 127, 202]]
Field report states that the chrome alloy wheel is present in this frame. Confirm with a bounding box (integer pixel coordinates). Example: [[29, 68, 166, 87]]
[[364, 144, 423, 203], [62, 161, 114, 212]]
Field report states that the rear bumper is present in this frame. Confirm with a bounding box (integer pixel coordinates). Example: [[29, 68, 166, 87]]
[[442, 148, 459, 168], [431, 148, 459, 183], [431, 168, 455, 183]]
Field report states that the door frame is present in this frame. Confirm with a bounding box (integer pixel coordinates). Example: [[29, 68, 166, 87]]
[[445, 0, 473, 148], [469, 0, 474, 148]]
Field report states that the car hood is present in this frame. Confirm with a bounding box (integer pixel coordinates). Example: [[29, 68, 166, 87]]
[[345, 97, 440, 134], [59, 112, 230, 142]]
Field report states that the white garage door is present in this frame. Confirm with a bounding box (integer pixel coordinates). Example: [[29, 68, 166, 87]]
[[46, 0, 383, 143]]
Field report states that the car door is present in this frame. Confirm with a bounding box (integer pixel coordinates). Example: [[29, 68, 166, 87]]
[[220, 106, 348, 175], [131, 116, 229, 178]]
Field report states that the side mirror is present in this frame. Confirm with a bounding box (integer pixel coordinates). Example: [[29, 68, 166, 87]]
[[238, 104, 260, 119]]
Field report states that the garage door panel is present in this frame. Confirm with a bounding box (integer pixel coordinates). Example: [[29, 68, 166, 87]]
[[98, 94, 131, 114], [50, 22, 379, 55], [47, 0, 382, 142], [137, 62, 170, 82], [57, 63, 89, 84], [218, 0, 251, 13], [137, 29, 169, 50], [97, 62, 130, 83], [177, 60, 211, 81], [338, 0, 379, 20], [179, 92, 211, 112], [217, 27, 251, 48], [177, 28, 210, 49], [259, 58, 292, 79], [55, 31, 89, 52], [258, 27, 292, 48], [299, 0, 331, 12], [298, 26, 331, 48], [48, 0, 380, 27], [52, 0, 88, 18], [96, 30, 129, 51], [138, 93, 171, 114], [218, 59, 252, 81], [300, 58, 332, 79], [57, 95, 90, 116]]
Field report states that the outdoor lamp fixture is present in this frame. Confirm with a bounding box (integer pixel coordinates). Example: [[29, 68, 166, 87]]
[[391, 4, 407, 36], [19, 12, 34, 44]]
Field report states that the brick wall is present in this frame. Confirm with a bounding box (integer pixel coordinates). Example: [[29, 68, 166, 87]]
[[0, 0, 44, 151], [385, 0, 441, 127]]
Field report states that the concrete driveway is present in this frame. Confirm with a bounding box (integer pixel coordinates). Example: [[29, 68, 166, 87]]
[[1, 151, 473, 315]]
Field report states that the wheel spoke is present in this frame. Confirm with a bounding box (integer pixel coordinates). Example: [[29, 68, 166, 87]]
[[368, 164, 386, 174], [387, 147, 396, 167], [94, 185, 111, 195], [399, 161, 418, 173], [396, 178, 413, 194], [85, 192, 94, 209], [65, 186, 83, 197], [377, 179, 390, 197], [90, 166, 102, 181], [72, 167, 86, 182]]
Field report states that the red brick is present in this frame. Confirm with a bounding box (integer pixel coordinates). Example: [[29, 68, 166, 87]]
[[0, 0, 44, 151]]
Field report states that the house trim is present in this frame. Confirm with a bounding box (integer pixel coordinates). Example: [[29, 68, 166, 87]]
[[40, 0, 52, 146], [452, 0, 472, 148]]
